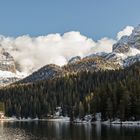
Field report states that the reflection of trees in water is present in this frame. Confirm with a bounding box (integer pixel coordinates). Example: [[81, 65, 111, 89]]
[[95, 122, 101, 140], [0, 122, 32, 140], [0, 122, 140, 140]]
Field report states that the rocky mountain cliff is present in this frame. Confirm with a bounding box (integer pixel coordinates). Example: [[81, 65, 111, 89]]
[[74, 24, 140, 68], [0, 48, 16, 73], [106, 24, 140, 66], [68, 56, 81, 64], [0, 47, 23, 86]]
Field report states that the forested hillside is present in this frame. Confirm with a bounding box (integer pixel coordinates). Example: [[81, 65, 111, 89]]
[[0, 62, 140, 121]]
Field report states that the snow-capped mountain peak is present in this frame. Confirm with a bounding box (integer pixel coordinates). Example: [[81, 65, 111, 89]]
[[103, 24, 140, 67], [0, 47, 26, 86]]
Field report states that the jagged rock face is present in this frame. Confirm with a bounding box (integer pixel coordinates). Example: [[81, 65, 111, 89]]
[[113, 42, 130, 53], [85, 25, 140, 68], [113, 35, 130, 53], [113, 25, 140, 53], [68, 56, 81, 64], [0, 48, 16, 73], [123, 54, 140, 67], [85, 52, 108, 59], [105, 53, 118, 61], [129, 25, 140, 49], [0, 48, 23, 86], [106, 25, 140, 67], [97, 25, 140, 68], [105, 52, 127, 65]]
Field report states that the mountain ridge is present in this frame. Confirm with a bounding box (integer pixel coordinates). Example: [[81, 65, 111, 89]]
[[17, 56, 121, 84], [2, 24, 140, 85]]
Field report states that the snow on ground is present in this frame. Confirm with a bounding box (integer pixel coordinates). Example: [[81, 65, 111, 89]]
[[0, 70, 17, 78], [0, 116, 70, 122], [15, 71, 27, 78], [0, 117, 39, 122], [0, 70, 27, 78], [46, 116, 70, 122], [127, 48, 140, 56], [102, 119, 140, 126], [1, 116, 140, 126]]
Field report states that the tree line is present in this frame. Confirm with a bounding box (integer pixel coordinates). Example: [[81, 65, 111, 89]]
[[0, 62, 140, 121]]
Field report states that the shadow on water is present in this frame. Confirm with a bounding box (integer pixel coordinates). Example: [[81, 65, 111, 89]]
[[0, 121, 140, 140]]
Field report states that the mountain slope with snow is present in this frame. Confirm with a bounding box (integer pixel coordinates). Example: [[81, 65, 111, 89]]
[[106, 24, 140, 66], [0, 48, 25, 86], [2, 24, 140, 85], [66, 25, 140, 68], [16, 24, 140, 84]]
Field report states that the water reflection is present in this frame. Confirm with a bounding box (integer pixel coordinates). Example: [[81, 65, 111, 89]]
[[0, 121, 140, 140], [0, 121, 33, 140]]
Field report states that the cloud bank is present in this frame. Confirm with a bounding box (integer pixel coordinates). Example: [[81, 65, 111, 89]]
[[0, 26, 134, 74]]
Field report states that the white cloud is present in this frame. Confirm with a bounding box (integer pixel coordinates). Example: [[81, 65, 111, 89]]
[[0, 31, 115, 74], [0, 26, 134, 74], [91, 37, 116, 54], [117, 26, 134, 40]]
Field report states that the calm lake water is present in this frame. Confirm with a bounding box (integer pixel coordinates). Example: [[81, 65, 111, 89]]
[[0, 121, 140, 140]]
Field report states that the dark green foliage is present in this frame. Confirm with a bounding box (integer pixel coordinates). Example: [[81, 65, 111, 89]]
[[0, 62, 140, 120], [0, 102, 4, 112]]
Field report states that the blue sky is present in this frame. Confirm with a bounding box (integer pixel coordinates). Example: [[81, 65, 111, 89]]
[[0, 0, 140, 40]]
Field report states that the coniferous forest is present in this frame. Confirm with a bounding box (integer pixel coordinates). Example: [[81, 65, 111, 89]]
[[0, 62, 140, 121]]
